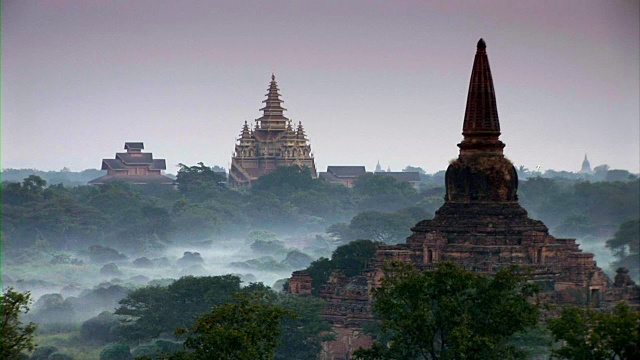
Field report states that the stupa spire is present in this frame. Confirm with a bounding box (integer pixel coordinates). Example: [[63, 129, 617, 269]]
[[458, 38, 504, 155]]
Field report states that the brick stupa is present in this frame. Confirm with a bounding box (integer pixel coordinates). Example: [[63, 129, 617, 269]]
[[372, 39, 612, 303], [289, 39, 639, 360]]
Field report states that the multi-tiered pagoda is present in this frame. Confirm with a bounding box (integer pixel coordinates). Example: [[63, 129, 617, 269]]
[[229, 74, 317, 186]]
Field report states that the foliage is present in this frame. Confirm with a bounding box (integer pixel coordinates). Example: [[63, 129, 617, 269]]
[[353, 262, 541, 360], [29, 345, 58, 360], [28, 293, 76, 325], [349, 211, 416, 244], [273, 294, 334, 360], [250, 166, 317, 198], [1, 288, 37, 359], [331, 239, 380, 277], [3, 171, 638, 252], [115, 275, 244, 342], [329, 208, 426, 245], [519, 178, 640, 234], [304, 257, 333, 296], [303, 240, 380, 294], [175, 162, 226, 200], [100, 343, 133, 360], [80, 311, 121, 344], [547, 302, 640, 360], [353, 173, 419, 212], [250, 240, 288, 256], [173, 293, 291, 360], [606, 219, 640, 279]]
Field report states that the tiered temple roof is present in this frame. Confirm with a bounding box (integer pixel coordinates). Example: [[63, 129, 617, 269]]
[[229, 75, 317, 186], [88, 142, 173, 185]]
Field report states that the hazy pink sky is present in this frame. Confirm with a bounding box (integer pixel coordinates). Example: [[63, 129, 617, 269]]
[[2, 0, 639, 174]]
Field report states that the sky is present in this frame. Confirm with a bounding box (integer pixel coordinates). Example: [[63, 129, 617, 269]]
[[2, 0, 639, 175]]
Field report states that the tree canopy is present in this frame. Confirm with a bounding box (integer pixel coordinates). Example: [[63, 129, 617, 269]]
[[1, 288, 37, 359], [354, 262, 541, 360], [115, 275, 244, 341], [172, 293, 291, 360], [547, 302, 640, 360], [606, 219, 640, 280], [303, 239, 380, 295]]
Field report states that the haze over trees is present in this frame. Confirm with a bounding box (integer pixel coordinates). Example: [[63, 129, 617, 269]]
[[2, 164, 639, 359]]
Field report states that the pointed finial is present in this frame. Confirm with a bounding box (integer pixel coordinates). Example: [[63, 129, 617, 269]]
[[271, 73, 275, 81], [477, 38, 486, 50]]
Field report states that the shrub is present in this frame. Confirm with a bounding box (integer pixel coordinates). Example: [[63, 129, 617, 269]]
[[100, 263, 123, 277], [48, 353, 73, 360], [29, 294, 76, 324], [29, 346, 58, 360], [153, 340, 182, 353], [88, 245, 127, 264], [99, 344, 132, 360], [132, 257, 153, 268], [176, 252, 203, 267], [80, 312, 120, 343], [131, 344, 160, 358]]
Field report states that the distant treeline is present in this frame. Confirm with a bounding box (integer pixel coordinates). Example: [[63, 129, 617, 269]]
[[1, 168, 108, 187], [2, 164, 638, 254], [2, 163, 637, 187]]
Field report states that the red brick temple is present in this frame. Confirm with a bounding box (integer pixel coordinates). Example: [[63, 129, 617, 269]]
[[229, 74, 317, 186], [289, 39, 639, 360]]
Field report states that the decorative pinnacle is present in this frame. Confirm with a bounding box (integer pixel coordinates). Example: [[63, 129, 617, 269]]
[[271, 73, 275, 81]]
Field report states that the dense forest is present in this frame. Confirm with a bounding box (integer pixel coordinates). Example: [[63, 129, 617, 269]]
[[1, 164, 639, 359]]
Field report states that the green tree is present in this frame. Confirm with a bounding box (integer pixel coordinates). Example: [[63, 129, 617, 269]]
[[331, 239, 380, 277], [606, 219, 640, 280], [1, 288, 37, 359], [99, 343, 133, 360], [250, 166, 317, 198], [354, 262, 540, 360], [348, 211, 415, 244], [304, 257, 334, 296], [176, 162, 226, 200], [115, 275, 243, 341], [353, 173, 418, 212], [547, 302, 640, 360], [174, 293, 291, 360], [273, 294, 334, 360], [303, 239, 380, 295]]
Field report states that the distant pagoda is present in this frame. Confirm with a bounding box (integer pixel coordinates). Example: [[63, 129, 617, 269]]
[[580, 153, 593, 174], [229, 74, 317, 186]]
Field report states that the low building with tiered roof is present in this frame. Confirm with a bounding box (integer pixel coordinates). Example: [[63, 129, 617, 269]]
[[88, 142, 174, 185]]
